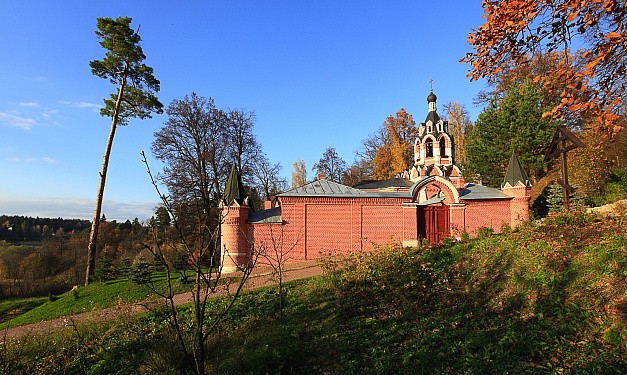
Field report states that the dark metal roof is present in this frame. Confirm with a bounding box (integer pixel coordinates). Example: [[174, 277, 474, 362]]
[[424, 110, 440, 125], [502, 150, 532, 188], [427, 91, 437, 103], [459, 184, 511, 200], [223, 164, 247, 205], [279, 179, 368, 197], [248, 207, 282, 224]]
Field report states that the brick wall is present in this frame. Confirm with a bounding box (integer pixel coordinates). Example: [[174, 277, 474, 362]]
[[223, 188, 531, 268], [462, 199, 511, 235]]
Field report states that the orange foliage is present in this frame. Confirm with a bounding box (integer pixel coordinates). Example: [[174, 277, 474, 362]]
[[372, 108, 418, 179], [463, 0, 627, 135]]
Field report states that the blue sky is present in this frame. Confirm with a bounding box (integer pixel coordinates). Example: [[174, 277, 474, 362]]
[[0, 1, 488, 221]]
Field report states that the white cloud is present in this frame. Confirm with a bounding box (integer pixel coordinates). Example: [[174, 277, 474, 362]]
[[0, 112, 37, 130], [0, 197, 157, 221], [40, 156, 61, 164], [6, 156, 61, 164], [58, 101, 102, 110], [42, 109, 59, 119], [18, 101, 39, 107]]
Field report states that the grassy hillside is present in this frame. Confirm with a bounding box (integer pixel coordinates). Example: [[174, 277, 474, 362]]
[[2, 210, 626, 374]]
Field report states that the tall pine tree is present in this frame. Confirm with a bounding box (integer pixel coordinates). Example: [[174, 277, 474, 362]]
[[86, 17, 163, 285]]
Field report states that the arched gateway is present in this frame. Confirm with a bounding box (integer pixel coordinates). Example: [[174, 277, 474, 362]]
[[220, 89, 531, 272], [409, 176, 460, 244]]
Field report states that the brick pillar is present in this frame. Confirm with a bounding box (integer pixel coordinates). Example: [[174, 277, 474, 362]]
[[220, 203, 251, 272], [502, 185, 531, 227], [449, 203, 466, 238], [402, 203, 419, 247]]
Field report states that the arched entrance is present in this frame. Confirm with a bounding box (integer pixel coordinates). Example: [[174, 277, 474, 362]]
[[410, 176, 460, 245]]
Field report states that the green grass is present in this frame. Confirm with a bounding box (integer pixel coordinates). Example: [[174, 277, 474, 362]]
[[2, 210, 626, 374], [0, 296, 48, 324], [0, 270, 198, 329]]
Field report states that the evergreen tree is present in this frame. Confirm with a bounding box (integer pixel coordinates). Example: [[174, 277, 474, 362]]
[[466, 98, 508, 186], [86, 17, 163, 285], [466, 81, 554, 187]]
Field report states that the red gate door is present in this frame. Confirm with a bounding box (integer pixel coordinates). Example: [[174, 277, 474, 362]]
[[417, 205, 450, 244]]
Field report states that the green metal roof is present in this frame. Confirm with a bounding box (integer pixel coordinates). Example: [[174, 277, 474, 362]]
[[502, 150, 531, 188], [223, 164, 246, 205]]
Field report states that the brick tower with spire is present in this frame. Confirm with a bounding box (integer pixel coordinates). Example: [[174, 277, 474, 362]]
[[220, 165, 252, 272]]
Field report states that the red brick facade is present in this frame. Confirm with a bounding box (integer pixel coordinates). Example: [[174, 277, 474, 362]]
[[220, 179, 530, 272], [220, 91, 532, 271]]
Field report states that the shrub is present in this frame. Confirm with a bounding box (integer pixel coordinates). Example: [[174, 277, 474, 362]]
[[129, 256, 152, 285], [477, 227, 494, 238]]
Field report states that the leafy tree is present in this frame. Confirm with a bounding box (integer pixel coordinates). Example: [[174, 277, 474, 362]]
[[313, 147, 347, 182], [372, 108, 418, 179], [466, 81, 554, 186], [341, 159, 372, 186], [463, 0, 627, 134], [353, 126, 386, 180], [291, 160, 307, 188], [86, 17, 163, 285], [442, 100, 473, 166]]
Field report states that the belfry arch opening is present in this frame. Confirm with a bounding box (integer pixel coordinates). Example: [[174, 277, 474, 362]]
[[425, 139, 433, 157], [439, 138, 446, 157]]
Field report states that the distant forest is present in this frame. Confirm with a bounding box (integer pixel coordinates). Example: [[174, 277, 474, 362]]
[[0, 214, 152, 298], [0, 215, 92, 242]]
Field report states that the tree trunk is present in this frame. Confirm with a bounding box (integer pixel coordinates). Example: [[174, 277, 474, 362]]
[[85, 75, 127, 286]]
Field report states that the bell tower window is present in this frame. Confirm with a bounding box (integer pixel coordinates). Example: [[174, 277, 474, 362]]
[[439, 138, 447, 157], [426, 139, 433, 157]]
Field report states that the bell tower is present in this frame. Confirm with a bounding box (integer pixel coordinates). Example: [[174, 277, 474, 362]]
[[410, 89, 463, 187]]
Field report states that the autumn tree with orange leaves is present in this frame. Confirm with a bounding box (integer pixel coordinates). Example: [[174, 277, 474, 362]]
[[463, 0, 626, 135], [372, 108, 418, 180]]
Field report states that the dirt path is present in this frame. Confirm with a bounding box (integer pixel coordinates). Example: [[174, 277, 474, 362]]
[[2, 260, 323, 342]]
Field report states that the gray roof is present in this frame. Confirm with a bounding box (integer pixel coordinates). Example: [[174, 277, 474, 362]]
[[248, 207, 282, 224], [279, 180, 368, 197], [459, 184, 511, 200], [352, 178, 414, 190]]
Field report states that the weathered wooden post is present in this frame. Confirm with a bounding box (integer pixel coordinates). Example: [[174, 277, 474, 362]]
[[545, 126, 585, 206]]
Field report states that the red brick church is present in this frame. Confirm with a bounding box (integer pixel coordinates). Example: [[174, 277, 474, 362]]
[[220, 91, 531, 271]]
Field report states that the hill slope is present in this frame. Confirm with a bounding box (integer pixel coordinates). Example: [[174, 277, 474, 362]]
[[3, 210, 626, 374]]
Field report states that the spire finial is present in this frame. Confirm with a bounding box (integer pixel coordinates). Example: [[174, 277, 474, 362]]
[[429, 79, 434, 92]]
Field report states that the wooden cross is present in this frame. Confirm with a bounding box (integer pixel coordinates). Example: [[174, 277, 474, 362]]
[[545, 125, 585, 205]]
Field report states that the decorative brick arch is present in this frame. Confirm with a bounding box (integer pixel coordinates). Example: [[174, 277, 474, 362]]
[[409, 176, 460, 204]]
